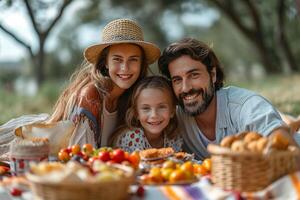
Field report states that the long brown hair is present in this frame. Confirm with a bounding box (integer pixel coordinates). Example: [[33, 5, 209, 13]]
[[48, 44, 148, 126], [110, 76, 179, 145]]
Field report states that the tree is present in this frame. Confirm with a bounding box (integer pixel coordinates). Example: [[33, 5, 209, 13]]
[[0, 0, 73, 86], [93, 0, 300, 74], [207, 0, 299, 73]]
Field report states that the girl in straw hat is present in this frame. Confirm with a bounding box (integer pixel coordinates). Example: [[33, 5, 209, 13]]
[[48, 19, 161, 148]]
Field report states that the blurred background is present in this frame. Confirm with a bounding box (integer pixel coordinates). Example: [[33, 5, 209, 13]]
[[0, 0, 300, 124]]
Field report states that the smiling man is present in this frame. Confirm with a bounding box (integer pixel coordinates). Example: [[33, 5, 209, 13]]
[[158, 38, 296, 160]]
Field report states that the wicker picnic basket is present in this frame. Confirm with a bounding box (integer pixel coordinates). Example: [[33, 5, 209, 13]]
[[207, 144, 298, 192], [26, 164, 134, 200]]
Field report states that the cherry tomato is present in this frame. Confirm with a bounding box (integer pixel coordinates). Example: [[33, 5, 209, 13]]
[[71, 144, 81, 155], [111, 149, 125, 163], [124, 152, 130, 161], [98, 151, 111, 162], [136, 186, 145, 197], [82, 144, 94, 155], [10, 188, 22, 196], [128, 151, 140, 168], [60, 148, 71, 154], [88, 157, 98, 164], [58, 151, 70, 162]]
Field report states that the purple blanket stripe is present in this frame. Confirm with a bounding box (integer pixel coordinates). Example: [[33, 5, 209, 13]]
[[184, 185, 207, 199]]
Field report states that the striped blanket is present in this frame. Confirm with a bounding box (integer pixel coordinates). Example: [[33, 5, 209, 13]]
[[133, 171, 300, 200]]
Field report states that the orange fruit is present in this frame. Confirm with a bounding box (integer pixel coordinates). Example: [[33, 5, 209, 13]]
[[183, 171, 195, 180], [169, 169, 186, 182], [161, 168, 173, 181], [202, 158, 212, 172], [194, 165, 208, 176], [180, 161, 194, 173], [149, 168, 164, 183], [162, 160, 176, 169]]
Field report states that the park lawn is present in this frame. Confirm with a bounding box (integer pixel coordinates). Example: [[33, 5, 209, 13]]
[[229, 74, 300, 118], [0, 74, 299, 125]]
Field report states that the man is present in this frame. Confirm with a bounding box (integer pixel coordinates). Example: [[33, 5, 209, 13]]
[[158, 38, 297, 160]]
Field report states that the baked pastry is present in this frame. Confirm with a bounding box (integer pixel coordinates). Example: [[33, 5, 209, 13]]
[[173, 152, 194, 162], [139, 148, 175, 172], [139, 147, 174, 161]]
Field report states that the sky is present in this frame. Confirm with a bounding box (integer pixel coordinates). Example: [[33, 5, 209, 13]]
[[0, 1, 86, 62], [0, 1, 218, 62]]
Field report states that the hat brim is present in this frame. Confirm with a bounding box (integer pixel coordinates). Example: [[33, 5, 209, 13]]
[[84, 41, 161, 65]]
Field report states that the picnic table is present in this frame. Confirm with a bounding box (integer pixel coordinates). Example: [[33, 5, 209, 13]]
[[1, 171, 300, 200]]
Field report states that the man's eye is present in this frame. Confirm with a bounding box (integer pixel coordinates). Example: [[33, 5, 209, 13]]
[[191, 73, 199, 78], [172, 79, 181, 84]]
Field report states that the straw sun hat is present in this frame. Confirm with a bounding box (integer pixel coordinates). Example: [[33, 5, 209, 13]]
[[84, 19, 161, 65]]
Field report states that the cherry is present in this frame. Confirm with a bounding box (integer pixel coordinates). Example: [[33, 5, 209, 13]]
[[10, 188, 22, 196], [136, 185, 145, 197]]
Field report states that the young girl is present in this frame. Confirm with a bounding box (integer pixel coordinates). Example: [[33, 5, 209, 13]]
[[110, 76, 183, 152]]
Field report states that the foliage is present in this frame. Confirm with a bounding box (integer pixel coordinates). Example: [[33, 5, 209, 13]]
[[1, 75, 300, 125], [206, 0, 300, 73], [228, 74, 300, 116], [0, 0, 74, 86], [0, 80, 64, 125], [2, 0, 300, 82]]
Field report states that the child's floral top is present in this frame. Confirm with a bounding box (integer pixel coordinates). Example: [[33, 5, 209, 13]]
[[114, 127, 183, 153]]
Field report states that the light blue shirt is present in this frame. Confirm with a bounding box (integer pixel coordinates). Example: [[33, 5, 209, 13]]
[[177, 86, 286, 160]]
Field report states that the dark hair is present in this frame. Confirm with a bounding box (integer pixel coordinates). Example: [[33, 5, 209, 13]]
[[127, 76, 178, 139], [158, 38, 225, 91]]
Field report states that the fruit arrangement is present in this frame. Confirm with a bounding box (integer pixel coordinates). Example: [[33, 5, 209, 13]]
[[139, 158, 211, 185], [28, 161, 133, 183], [26, 160, 135, 200], [57, 144, 140, 169], [220, 131, 294, 153]]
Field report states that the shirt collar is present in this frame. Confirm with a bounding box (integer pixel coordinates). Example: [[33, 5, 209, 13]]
[[216, 88, 229, 129]]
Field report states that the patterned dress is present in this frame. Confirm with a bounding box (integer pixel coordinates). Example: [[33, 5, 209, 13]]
[[114, 127, 183, 153]]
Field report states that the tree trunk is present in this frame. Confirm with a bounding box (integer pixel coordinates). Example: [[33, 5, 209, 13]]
[[255, 46, 278, 73], [209, 0, 284, 74], [277, 0, 299, 72], [36, 36, 46, 86]]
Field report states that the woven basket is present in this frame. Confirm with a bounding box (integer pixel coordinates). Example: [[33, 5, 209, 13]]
[[207, 144, 298, 192], [26, 164, 134, 200]]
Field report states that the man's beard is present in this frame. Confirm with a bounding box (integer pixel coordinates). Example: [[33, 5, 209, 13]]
[[178, 80, 215, 116]]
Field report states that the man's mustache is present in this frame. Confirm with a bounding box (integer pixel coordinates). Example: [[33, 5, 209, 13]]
[[179, 88, 203, 99]]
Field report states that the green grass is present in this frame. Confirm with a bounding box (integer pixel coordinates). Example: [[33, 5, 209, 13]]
[[1, 74, 299, 125], [0, 81, 64, 125], [228, 74, 300, 117]]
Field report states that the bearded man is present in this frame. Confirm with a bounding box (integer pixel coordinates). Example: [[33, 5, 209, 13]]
[[158, 38, 298, 160]]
